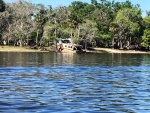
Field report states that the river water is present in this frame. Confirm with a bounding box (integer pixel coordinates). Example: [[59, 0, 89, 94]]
[[0, 52, 150, 113]]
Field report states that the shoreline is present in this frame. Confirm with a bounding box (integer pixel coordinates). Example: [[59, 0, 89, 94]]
[[0, 46, 150, 54], [93, 48, 150, 54], [0, 46, 49, 52]]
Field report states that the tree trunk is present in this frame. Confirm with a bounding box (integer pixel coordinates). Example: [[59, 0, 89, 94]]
[[36, 30, 39, 45], [78, 27, 80, 38], [112, 36, 114, 49], [119, 38, 123, 49], [20, 37, 23, 47], [70, 29, 72, 38]]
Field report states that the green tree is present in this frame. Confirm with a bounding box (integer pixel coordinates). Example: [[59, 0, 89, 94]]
[[68, 1, 89, 39], [142, 16, 150, 46], [34, 3, 47, 45], [80, 19, 97, 49], [0, 0, 6, 40], [114, 8, 142, 49], [0, 0, 5, 12], [146, 10, 150, 16], [92, 0, 113, 47], [1, 0, 36, 46], [0, 0, 145, 49]]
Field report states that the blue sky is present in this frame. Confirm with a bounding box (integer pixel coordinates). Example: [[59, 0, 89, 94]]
[[4, 0, 149, 17]]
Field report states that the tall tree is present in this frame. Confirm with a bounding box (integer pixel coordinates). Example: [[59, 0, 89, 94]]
[[146, 10, 150, 17], [68, 1, 88, 37], [3, 0, 36, 46], [114, 8, 142, 49], [0, 0, 6, 40], [0, 0, 5, 12], [92, 0, 113, 47], [80, 19, 97, 49], [141, 16, 150, 47], [34, 3, 47, 45]]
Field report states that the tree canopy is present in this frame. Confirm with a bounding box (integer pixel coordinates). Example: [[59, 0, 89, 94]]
[[0, 0, 150, 49], [0, 0, 5, 12]]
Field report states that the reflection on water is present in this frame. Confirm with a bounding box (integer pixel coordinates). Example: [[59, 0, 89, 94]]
[[0, 52, 150, 112], [0, 52, 150, 67]]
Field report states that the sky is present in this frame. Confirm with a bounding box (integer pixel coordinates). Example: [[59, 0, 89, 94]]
[[4, 0, 150, 17]]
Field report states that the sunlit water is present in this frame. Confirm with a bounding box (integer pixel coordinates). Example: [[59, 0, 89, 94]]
[[0, 52, 150, 113]]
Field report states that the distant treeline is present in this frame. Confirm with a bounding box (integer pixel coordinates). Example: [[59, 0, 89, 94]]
[[0, 0, 150, 50]]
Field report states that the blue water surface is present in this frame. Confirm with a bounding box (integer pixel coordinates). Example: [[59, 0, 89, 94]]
[[0, 52, 150, 113]]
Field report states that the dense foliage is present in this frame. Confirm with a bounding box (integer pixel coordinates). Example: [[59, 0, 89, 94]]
[[0, 0, 150, 49]]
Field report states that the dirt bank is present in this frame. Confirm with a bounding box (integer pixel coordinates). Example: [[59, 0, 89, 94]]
[[93, 48, 150, 54], [0, 46, 149, 54], [0, 46, 49, 52]]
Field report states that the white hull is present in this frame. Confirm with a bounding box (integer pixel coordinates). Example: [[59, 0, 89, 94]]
[[62, 43, 86, 53]]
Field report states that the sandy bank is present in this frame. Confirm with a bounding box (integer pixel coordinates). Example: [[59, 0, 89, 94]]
[[0, 46, 49, 52], [0, 46, 149, 54], [93, 48, 150, 54]]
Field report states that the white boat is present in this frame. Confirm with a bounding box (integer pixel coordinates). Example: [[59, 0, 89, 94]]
[[62, 43, 86, 53], [56, 38, 86, 53]]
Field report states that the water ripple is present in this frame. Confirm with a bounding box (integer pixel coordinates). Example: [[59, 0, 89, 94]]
[[0, 66, 150, 112]]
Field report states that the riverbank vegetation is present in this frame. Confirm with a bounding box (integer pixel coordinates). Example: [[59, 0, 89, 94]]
[[0, 0, 150, 51]]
